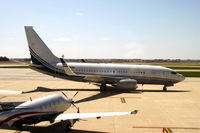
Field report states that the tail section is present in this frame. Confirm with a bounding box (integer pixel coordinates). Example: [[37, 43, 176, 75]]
[[25, 26, 61, 72], [25, 26, 60, 65], [24, 26, 77, 77]]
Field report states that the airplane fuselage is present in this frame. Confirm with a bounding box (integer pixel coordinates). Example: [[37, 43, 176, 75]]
[[56, 63, 185, 86], [0, 94, 70, 127], [0, 93, 137, 129]]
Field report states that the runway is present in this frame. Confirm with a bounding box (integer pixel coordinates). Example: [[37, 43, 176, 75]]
[[0, 68, 200, 133]]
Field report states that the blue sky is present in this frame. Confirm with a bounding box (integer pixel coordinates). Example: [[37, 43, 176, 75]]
[[0, 0, 199, 59]]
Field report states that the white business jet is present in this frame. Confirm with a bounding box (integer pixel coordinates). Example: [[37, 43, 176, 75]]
[[25, 26, 185, 91]]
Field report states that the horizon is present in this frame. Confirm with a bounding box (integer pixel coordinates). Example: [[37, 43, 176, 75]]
[[0, 0, 199, 59], [5, 57, 200, 61]]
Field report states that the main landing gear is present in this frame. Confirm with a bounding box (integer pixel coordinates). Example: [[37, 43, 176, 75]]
[[65, 122, 72, 131], [62, 120, 73, 131], [100, 83, 107, 91], [64, 119, 78, 131]]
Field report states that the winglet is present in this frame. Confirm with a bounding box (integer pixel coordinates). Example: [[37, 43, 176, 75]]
[[131, 110, 138, 114], [60, 58, 76, 76]]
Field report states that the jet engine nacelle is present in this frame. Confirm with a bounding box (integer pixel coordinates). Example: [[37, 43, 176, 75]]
[[117, 79, 137, 89]]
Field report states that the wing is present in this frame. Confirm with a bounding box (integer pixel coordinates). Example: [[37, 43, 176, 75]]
[[0, 90, 24, 112], [55, 110, 138, 121], [58, 59, 126, 83], [0, 90, 23, 95], [83, 75, 124, 83], [60, 58, 76, 76]]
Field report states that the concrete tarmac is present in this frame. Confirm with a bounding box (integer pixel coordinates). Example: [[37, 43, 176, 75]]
[[0, 68, 200, 133]]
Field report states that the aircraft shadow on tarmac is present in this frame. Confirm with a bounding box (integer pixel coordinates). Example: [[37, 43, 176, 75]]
[[74, 89, 190, 104], [23, 86, 190, 94], [23, 86, 100, 93], [136, 89, 191, 93], [23, 86, 138, 104], [0, 121, 108, 133], [23, 86, 190, 104], [74, 90, 134, 104]]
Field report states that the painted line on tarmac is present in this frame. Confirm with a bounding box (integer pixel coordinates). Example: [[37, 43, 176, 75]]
[[110, 96, 141, 99], [163, 127, 172, 133], [120, 97, 126, 103]]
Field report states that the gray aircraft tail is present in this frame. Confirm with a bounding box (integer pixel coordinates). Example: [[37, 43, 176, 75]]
[[25, 26, 60, 67]]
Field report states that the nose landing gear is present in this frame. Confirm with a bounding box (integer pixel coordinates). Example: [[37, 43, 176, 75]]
[[163, 86, 167, 92], [163, 84, 173, 92]]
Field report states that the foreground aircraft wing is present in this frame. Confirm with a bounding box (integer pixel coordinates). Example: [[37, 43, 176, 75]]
[[55, 110, 138, 120], [0, 90, 23, 95]]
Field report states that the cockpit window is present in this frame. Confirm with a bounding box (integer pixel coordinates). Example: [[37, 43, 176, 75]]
[[171, 71, 177, 75]]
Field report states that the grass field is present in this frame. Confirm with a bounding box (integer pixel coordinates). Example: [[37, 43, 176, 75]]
[[177, 72, 200, 77], [121, 62, 200, 66], [167, 66, 200, 70]]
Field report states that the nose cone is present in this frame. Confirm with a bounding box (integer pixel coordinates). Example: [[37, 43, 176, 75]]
[[64, 98, 73, 109], [65, 98, 73, 103], [178, 74, 185, 82]]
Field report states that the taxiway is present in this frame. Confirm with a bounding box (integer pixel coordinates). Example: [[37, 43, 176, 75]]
[[0, 68, 199, 133]]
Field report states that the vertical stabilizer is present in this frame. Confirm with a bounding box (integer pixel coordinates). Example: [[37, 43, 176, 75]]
[[25, 26, 60, 70]]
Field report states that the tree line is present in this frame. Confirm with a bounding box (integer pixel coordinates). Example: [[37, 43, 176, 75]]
[[0, 56, 9, 61]]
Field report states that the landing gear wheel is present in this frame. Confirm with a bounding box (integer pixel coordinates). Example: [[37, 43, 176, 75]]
[[15, 124, 23, 130], [100, 84, 106, 91], [163, 86, 167, 92], [65, 122, 72, 131]]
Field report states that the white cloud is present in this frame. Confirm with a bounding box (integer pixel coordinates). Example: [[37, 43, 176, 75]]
[[55, 37, 72, 42], [74, 12, 84, 16], [99, 37, 112, 41], [122, 42, 145, 58]]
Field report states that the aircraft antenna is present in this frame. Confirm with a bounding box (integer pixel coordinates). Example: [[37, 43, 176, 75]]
[[61, 54, 64, 59]]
